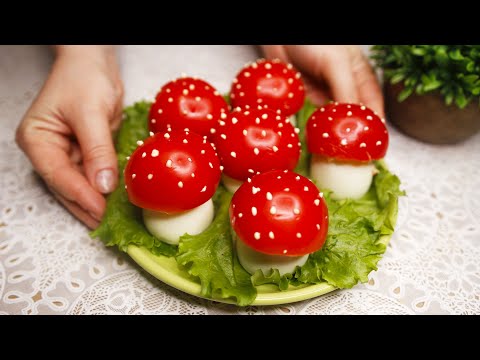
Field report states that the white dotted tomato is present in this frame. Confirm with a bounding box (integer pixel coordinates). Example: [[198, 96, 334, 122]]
[[306, 102, 389, 161], [230, 59, 305, 117], [148, 77, 228, 139], [124, 130, 221, 213], [230, 170, 329, 257], [306, 103, 389, 200], [212, 107, 301, 182]]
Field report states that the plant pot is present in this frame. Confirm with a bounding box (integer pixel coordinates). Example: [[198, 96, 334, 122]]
[[384, 82, 480, 144]]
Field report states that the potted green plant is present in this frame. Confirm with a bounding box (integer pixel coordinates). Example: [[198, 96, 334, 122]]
[[371, 45, 480, 144]]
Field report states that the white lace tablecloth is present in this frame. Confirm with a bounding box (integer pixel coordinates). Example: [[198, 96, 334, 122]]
[[1, 45, 479, 315]]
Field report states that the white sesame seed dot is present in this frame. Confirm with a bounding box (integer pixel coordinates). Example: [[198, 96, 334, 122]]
[[164, 133, 170, 139], [166, 159, 173, 168], [266, 73, 272, 79], [149, 131, 155, 137], [147, 174, 153, 180], [178, 181, 184, 188], [366, 115, 373, 120], [182, 89, 189, 96], [151, 149, 159, 157], [151, 119, 156, 124], [252, 187, 260, 195], [314, 199, 320, 206], [220, 134, 227, 140], [200, 186, 207, 192], [137, 140, 144, 146], [293, 208, 300, 215], [294, 128, 300, 134], [341, 139, 348, 145], [262, 114, 268, 120], [376, 141, 382, 146], [296, 233, 302, 238], [244, 72, 251, 77], [142, 152, 146, 158], [252, 207, 257, 216], [210, 128, 216, 134], [266, 192, 273, 200], [361, 106, 366, 110], [270, 206, 277, 214], [347, 111, 352, 116], [168, 97, 173, 103], [320, 107, 325, 112], [206, 114, 213, 120], [253, 148, 260, 155], [195, 96, 201, 101], [360, 142, 367, 148], [364, 126, 369, 131], [239, 92, 245, 97], [261, 130, 267, 137], [283, 249, 288, 254], [346, 128, 351, 133], [320, 192, 324, 198], [220, 113, 227, 120], [272, 146, 279, 152], [288, 92, 294, 98], [254, 232, 261, 240], [230, 151, 237, 158], [132, 174, 136, 179], [287, 144, 293, 148], [238, 213, 243, 218], [209, 162, 213, 169], [316, 224, 321, 230], [220, 165, 224, 171], [191, 173, 195, 178], [277, 176, 282, 180], [304, 186, 309, 191], [269, 231, 275, 239], [126, 156, 130, 160], [322, 133, 329, 138], [157, 109, 163, 114]]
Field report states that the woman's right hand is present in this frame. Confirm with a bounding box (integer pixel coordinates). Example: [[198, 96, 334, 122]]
[[16, 45, 124, 229]]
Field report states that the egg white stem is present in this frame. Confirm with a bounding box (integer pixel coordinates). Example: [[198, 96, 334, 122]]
[[235, 237, 309, 276], [310, 154, 375, 200], [143, 199, 214, 245], [288, 114, 296, 127], [222, 173, 244, 193]]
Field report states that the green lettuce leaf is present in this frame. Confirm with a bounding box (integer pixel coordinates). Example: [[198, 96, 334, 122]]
[[294, 99, 316, 177], [176, 189, 257, 306], [90, 101, 176, 257]]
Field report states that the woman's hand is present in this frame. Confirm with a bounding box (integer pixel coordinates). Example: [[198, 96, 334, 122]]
[[261, 45, 384, 117], [16, 45, 124, 229]]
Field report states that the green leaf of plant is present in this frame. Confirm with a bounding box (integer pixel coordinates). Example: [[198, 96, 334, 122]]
[[398, 87, 413, 102]]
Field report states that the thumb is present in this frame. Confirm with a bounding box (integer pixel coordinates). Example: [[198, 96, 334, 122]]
[[70, 109, 119, 194]]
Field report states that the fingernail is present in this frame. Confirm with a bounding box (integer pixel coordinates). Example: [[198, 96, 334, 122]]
[[96, 169, 116, 194], [89, 211, 103, 222]]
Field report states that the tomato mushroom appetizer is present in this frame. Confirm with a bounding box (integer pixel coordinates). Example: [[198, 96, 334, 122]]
[[124, 130, 221, 245], [148, 77, 228, 138], [230, 170, 328, 276], [213, 107, 301, 193], [306, 102, 389, 200], [230, 59, 305, 122]]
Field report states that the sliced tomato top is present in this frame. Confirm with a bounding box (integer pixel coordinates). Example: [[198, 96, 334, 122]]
[[212, 107, 301, 181], [230, 170, 328, 256], [124, 130, 221, 213], [306, 103, 389, 162], [230, 59, 305, 117], [148, 77, 228, 139]]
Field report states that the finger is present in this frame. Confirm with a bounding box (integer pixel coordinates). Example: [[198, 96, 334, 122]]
[[353, 55, 385, 117], [69, 109, 118, 194], [17, 131, 107, 222], [285, 46, 359, 103], [302, 75, 331, 106], [260, 45, 289, 62], [317, 53, 359, 103], [50, 188, 100, 229]]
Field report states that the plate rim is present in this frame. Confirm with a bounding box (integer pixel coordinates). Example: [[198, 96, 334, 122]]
[[127, 232, 391, 306]]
